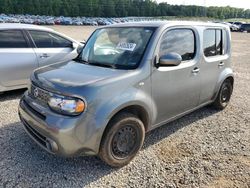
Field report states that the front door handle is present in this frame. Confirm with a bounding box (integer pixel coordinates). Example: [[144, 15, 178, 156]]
[[192, 67, 200, 74], [40, 54, 49, 58], [218, 62, 225, 67]]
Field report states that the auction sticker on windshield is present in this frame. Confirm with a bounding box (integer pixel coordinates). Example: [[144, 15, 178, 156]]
[[116, 42, 137, 51]]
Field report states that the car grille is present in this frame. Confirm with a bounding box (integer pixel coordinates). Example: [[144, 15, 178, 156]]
[[30, 84, 51, 104]]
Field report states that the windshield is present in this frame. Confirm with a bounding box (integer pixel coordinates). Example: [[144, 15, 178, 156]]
[[79, 27, 156, 69]]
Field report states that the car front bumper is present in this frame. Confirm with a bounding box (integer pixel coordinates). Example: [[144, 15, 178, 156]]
[[18, 92, 103, 157]]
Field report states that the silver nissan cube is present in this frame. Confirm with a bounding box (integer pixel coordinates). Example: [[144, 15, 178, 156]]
[[19, 21, 234, 167]]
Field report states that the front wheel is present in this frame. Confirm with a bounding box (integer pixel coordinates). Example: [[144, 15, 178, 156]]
[[99, 113, 145, 168], [212, 79, 233, 110]]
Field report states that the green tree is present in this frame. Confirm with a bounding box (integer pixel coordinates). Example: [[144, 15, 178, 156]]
[[0, 0, 249, 19]]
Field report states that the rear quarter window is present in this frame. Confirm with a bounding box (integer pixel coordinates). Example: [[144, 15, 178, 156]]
[[204, 28, 227, 57]]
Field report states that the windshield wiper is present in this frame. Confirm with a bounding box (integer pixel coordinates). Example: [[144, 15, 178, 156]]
[[75, 59, 117, 69], [89, 62, 117, 69], [74, 57, 89, 64]]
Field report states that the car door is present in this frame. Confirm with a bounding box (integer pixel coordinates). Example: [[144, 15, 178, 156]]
[[28, 30, 77, 67], [0, 29, 38, 87], [152, 28, 201, 125], [199, 29, 228, 104]]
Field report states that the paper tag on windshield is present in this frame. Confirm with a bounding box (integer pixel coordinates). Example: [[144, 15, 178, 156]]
[[116, 42, 136, 51]]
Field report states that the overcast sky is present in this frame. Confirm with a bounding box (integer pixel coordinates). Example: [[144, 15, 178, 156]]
[[156, 0, 250, 9]]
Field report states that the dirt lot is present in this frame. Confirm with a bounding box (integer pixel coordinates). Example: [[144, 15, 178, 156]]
[[0, 27, 249, 188], [48, 25, 98, 41]]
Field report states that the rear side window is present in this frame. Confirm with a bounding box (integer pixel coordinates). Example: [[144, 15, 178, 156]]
[[216, 30, 222, 55], [0, 30, 28, 48], [159, 29, 195, 61], [204, 29, 225, 57], [29, 30, 72, 48]]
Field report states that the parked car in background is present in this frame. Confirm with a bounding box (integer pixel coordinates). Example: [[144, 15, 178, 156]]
[[19, 21, 234, 167], [0, 23, 82, 93], [214, 21, 239, 32], [240, 23, 250, 32], [233, 21, 245, 27], [0, 14, 161, 26], [226, 22, 240, 31]]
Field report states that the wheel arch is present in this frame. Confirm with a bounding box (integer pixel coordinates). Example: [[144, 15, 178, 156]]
[[226, 76, 234, 86], [109, 105, 150, 132], [98, 104, 150, 153], [213, 73, 234, 101]]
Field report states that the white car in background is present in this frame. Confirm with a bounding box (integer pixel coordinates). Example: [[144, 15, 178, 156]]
[[0, 23, 82, 93]]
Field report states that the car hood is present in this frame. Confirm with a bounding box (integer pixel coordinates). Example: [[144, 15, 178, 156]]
[[32, 60, 128, 94]]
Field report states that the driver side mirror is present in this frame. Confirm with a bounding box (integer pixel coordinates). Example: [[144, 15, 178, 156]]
[[76, 45, 83, 54], [72, 42, 83, 54], [158, 52, 182, 67], [80, 40, 86, 46], [72, 42, 79, 49]]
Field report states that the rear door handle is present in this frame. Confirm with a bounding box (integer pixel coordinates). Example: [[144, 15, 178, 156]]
[[192, 67, 200, 74], [218, 62, 225, 67], [40, 54, 49, 58]]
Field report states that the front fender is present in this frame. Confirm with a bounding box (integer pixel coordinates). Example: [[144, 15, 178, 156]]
[[92, 87, 153, 152]]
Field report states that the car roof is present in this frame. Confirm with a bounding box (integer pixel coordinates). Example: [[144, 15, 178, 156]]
[[0, 23, 54, 31], [103, 21, 229, 29]]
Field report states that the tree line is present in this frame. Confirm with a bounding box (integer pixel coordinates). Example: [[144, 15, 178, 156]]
[[0, 0, 250, 19]]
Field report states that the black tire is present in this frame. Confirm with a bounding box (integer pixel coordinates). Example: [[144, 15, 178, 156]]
[[212, 79, 233, 110], [99, 112, 145, 168]]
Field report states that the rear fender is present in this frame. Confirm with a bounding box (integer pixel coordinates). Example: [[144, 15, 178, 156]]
[[212, 68, 234, 100]]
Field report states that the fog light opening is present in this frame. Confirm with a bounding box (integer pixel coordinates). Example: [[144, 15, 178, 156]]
[[45, 138, 58, 153]]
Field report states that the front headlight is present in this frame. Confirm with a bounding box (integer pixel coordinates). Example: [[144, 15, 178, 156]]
[[48, 95, 85, 116]]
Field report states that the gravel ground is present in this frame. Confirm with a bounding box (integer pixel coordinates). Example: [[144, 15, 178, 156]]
[[0, 29, 250, 188]]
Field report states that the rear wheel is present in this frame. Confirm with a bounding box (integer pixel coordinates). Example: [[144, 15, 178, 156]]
[[99, 113, 145, 168], [212, 79, 233, 110]]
